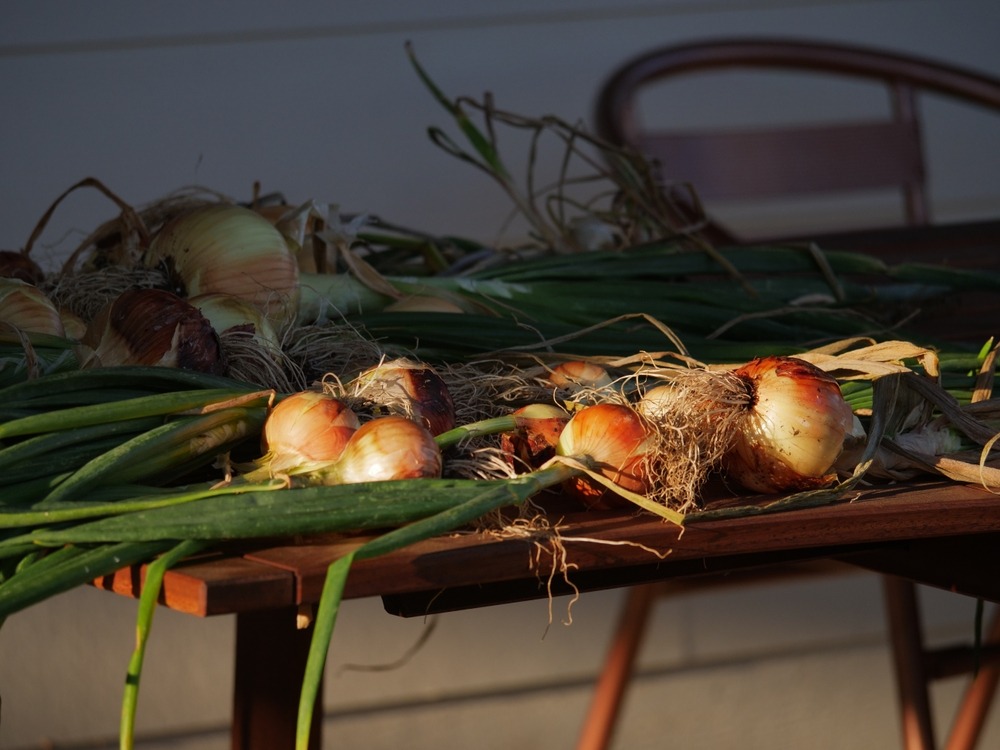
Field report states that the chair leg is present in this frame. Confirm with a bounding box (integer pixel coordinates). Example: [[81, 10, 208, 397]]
[[944, 605, 1000, 750], [883, 576, 937, 750], [576, 583, 660, 750]]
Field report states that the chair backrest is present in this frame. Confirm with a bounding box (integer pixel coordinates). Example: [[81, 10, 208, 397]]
[[594, 38, 1000, 240]]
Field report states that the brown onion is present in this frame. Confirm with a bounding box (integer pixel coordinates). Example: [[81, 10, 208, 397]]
[[79, 288, 224, 373]]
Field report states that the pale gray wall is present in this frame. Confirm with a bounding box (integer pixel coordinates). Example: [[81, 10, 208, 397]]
[[1, 2, 999, 748]]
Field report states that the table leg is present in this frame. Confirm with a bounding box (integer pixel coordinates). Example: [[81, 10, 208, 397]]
[[232, 607, 323, 750], [883, 576, 936, 750]]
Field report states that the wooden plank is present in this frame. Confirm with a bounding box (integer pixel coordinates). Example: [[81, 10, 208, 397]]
[[239, 481, 1000, 608], [94, 553, 296, 617]]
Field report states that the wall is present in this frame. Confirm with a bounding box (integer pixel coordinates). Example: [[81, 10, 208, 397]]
[[1, 1, 999, 748]]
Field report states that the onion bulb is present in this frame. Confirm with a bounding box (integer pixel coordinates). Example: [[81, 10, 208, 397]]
[[189, 292, 280, 346], [723, 356, 854, 493], [247, 390, 360, 479], [500, 403, 571, 470], [555, 402, 654, 509], [313, 415, 442, 485], [78, 288, 224, 373], [348, 358, 456, 435], [0, 250, 45, 284], [0, 278, 65, 337], [145, 203, 300, 331]]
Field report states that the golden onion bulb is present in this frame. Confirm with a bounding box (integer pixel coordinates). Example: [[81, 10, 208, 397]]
[[253, 391, 360, 478], [556, 402, 654, 509], [145, 203, 300, 331], [322, 416, 443, 484], [723, 356, 855, 493]]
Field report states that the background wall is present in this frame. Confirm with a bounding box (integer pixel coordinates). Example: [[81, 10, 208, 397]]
[[2, 1, 999, 748]]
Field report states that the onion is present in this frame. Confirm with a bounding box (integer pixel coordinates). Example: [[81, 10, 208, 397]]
[[315, 415, 442, 484], [555, 402, 654, 509], [0, 250, 45, 284], [78, 288, 224, 373], [247, 391, 360, 479], [145, 203, 300, 332], [723, 356, 855, 493], [189, 292, 280, 346], [500, 403, 571, 470], [0, 279, 65, 337], [347, 358, 456, 435]]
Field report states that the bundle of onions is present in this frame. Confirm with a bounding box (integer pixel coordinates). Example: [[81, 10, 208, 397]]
[[345, 358, 456, 435], [78, 288, 224, 373], [305, 415, 443, 485], [722, 356, 855, 493], [242, 390, 360, 480], [144, 203, 300, 332], [0, 278, 66, 337]]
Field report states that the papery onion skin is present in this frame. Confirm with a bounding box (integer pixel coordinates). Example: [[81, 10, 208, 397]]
[[500, 403, 571, 470], [556, 402, 653, 509], [257, 391, 360, 476], [79, 288, 224, 373], [724, 356, 855, 494], [322, 416, 443, 485]]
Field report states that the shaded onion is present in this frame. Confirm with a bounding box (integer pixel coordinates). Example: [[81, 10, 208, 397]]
[[349, 358, 456, 435], [0, 278, 65, 337], [145, 203, 300, 331], [79, 288, 224, 373]]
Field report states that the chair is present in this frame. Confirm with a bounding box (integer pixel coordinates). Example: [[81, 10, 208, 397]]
[[593, 37, 1000, 242], [582, 38, 1000, 750]]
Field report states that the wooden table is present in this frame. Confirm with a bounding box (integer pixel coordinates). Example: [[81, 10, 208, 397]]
[[95, 219, 1000, 749]]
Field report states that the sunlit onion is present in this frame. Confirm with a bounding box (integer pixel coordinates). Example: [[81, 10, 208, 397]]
[[555, 402, 654, 509], [251, 390, 360, 478], [316, 416, 442, 484], [723, 356, 855, 493]]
